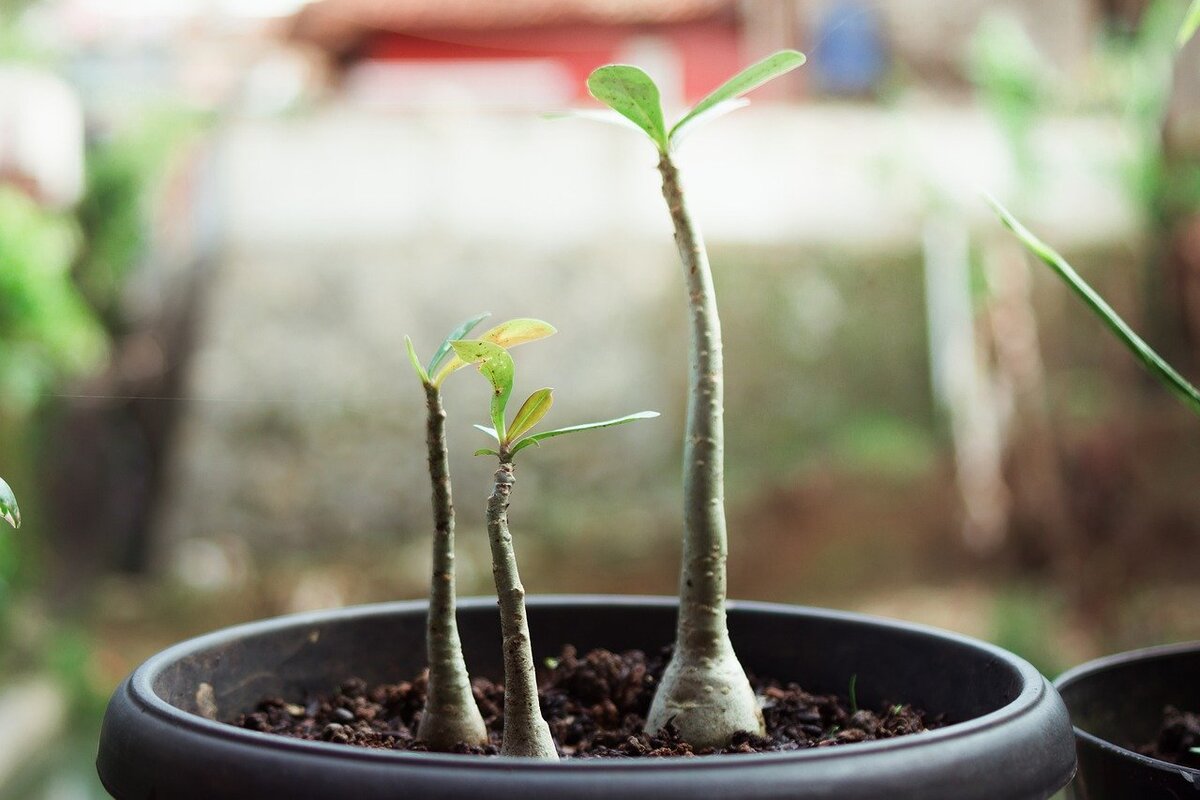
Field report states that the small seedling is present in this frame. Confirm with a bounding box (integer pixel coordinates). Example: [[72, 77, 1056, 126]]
[[452, 336, 657, 760], [0, 477, 18, 529], [404, 315, 555, 750], [584, 50, 806, 748], [849, 674, 860, 716], [989, 196, 1200, 418]]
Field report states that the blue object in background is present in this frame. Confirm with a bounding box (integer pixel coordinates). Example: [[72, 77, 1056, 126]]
[[813, 1, 887, 95]]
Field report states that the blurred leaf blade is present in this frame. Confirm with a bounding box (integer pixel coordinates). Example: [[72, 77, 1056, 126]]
[[1180, 0, 1200, 48], [0, 477, 19, 529], [511, 411, 660, 454], [586, 65, 668, 151], [990, 195, 1200, 417], [669, 50, 806, 144]]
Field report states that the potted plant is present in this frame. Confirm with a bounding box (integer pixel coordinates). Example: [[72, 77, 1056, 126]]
[[992, 201, 1200, 799], [97, 53, 1075, 799]]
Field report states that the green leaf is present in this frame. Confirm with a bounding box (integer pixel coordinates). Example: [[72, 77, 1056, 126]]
[[510, 411, 659, 454], [0, 477, 19, 529], [474, 448, 499, 457], [586, 65, 668, 152], [434, 318, 555, 385], [668, 98, 749, 149], [451, 340, 515, 440], [473, 424, 500, 442], [404, 335, 430, 384], [507, 388, 554, 443], [669, 50, 806, 145], [989, 195, 1200, 417], [427, 312, 490, 377], [1180, 0, 1200, 48]]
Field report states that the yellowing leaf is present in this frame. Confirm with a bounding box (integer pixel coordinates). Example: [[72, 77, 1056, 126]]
[[433, 318, 555, 385], [507, 388, 554, 443], [451, 339, 515, 439]]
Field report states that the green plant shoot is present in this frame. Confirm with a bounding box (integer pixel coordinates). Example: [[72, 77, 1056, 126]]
[[0, 477, 19, 529], [989, 196, 1200, 417], [1180, 0, 1200, 48], [452, 336, 657, 759], [583, 51, 804, 748], [450, 339, 657, 459], [403, 314, 556, 751]]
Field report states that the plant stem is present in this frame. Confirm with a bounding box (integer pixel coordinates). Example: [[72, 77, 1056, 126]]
[[416, 383, 488, 750], [486, 457, 558, 759], [644, 152, 764, 748]]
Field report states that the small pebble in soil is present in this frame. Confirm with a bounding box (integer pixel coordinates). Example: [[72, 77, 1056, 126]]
[[231, 645, 942, 758]]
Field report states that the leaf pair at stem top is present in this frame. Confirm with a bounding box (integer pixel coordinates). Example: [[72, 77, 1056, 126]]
[[585, 50, 806, 153]]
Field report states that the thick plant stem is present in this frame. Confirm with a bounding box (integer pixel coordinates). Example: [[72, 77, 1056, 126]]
[[416, 383, 488, 750], [487, 458, 558, 760], [644, 153, 764, 748]]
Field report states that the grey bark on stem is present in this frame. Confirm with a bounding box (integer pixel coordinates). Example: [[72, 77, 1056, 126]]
[[643, 153, 764, 748], [416, 383, 489, 750], [487, 458, 558, 759]]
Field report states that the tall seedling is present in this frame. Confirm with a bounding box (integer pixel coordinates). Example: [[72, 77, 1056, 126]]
[[452, 337, 657, 759], [584, 51, 806, 748], [404, 316, 556, 750]]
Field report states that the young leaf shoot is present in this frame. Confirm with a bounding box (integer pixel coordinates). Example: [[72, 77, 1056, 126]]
[[452, 336, 657, 759], [990, 196, 1200, 418], [584, 51, 805, 748]]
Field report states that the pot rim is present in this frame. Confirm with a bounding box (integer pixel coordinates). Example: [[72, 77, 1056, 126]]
[[1054, 639, 1200, 776], [123, 594, 1054, 771]]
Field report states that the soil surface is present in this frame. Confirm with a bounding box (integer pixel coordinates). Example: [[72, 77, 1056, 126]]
[[1141, 706, 1200, 768], [233, 646, 940, 757]]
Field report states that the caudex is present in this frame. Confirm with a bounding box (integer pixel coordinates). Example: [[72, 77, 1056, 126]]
[[402, 51, 810, 758]]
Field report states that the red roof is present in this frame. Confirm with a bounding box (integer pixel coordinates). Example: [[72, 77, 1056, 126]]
[[288, 0, 736, 52]]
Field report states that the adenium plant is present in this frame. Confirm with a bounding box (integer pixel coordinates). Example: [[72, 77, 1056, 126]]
[[404, 315, 556, 751], [583, 50, 806, 748], [452, 335, 657, 759]]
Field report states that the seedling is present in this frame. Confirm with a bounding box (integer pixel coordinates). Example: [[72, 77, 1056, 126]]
[[452, 336, 657, 760], [0, 477, 18, 529], [584, 50, 806, 747], [404, 315, 556, 750], [989, 196, 1200, 418]]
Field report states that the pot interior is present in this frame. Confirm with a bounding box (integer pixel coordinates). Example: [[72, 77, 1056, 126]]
[[1057, 645, 1200, 749], [149, 599, 1026, 727]]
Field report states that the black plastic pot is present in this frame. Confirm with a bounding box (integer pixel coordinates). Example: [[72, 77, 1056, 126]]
[[1055, 641, 1200, 799], [98, 596, 1074, 799]]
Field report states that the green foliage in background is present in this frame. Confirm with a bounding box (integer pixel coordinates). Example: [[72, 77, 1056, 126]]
[[0, 188, 107, 413]]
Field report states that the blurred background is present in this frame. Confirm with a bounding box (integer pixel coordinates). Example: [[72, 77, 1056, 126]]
[[2, 0, 1200, 795]]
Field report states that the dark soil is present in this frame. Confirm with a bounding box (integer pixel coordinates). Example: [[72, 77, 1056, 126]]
[[1140, 706, 1200, 768], [233, 646, 940, 757]]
